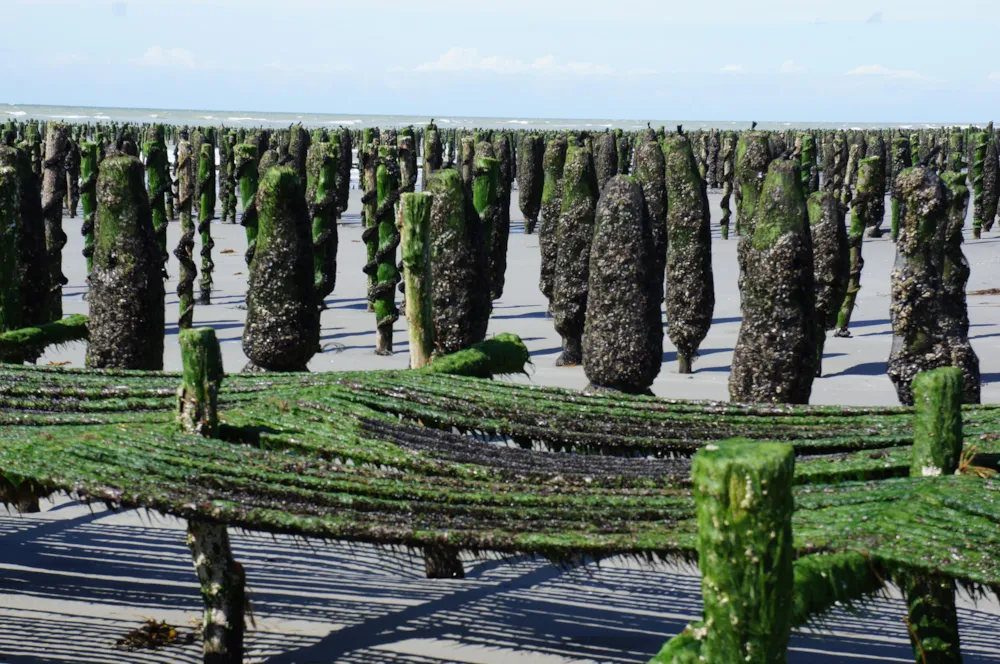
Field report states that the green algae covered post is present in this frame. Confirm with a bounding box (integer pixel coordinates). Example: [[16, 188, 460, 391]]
[[306, 141, 338, 306], [734, 131, 771, 238], [582, 176, 661, 394], [808, 191, 849, 376], [664, 132, 714, 374], [538, 135, 568, 305], [971, 129, 998, 238], [692, 440, 795, 662], [234, 144, 259, 267], [143, 129, 169, 271], [730, 159, 816, 403], [400, 192, 434, 369], [197, 143, 215, 304], [86, 156, 165, 370], [472, 155, 500, 300], [178, 327, 224, 437], [175, 137, 197, 329], [552, 136, 598, 367], [517, 134, 544, 234], [835, 156, 878, 337], [373, 145, 401, 355], [243, 166, 318, 372], [890, 135, 912, 241], [422, 120, 443, 190]]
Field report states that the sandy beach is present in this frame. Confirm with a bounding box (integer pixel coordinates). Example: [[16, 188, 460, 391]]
[[5, 186, 1000, 663]]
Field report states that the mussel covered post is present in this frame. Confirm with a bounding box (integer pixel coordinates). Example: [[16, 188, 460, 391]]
[[400, 192, 434, 369], [427, 168, 491, 354], [734, 131, 772, 238], [41, 122, 69, 320], [490, 133, 513, 300], [903, 367, 964, 664], [80, 141, 98, 274], [517, 134, 544, 234], [242, 167, 318, 372], [234, 144, 259, 267], [197, 144, 215, 304], [422, 121, 443, 189], [582, 176, 661, 394], [86, 156, 165, 370], [175, 138, 197, 329], [538, 135, 568, 306], [179, 327, 247, 664], [971, 129, 998, 239], [688, 440, 795, 662], [0, 166, 21, 363], [306, 141, 338, 306], [144, 130, 170, 271], [664, 132, 714, 374], [552, 137, 598, 366], [890, 135, 912, 242], [729, 160, 816, 403], [808, 191, 849, 376], [633, 133, 667, 301], [718, 133, 735, 240], [835, 157, 878, 337], [595, 132, 617, 191], [371, 146, 401, 354], [472, 155, 500, 300]]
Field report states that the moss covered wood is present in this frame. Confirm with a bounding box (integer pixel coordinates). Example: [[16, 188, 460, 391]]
[[517, 134, 544, 234], [400, 192, 434, 369], [41, 122, 68, 320], [243, 166, 318, 372], [734, 131, 772, 239], [633, 134, 668, 302], [0, 313, 87, 358], [286, 125, 310, 193], [426, 168, 490, 355], [459, 136, 475, 193], [234, 144, 259, 267], [86, 156, 165, 370], [970, 130, 997, 239], [197, 144, 215, 305], [800, 132, 819, 194], [306, 141, 338, 306], [552, 137, 598, 367], [372, 146, 401, 355], [692, 440, 795, 662], [835, 157, 877, 337], [422, 121, 443, 190], [938, 172, 980, 404], [664, 132, 714, 374], [472, 155, 500, 301], [582, 176, 661, 394], [490, 133, 513, 300], [808, 192, 849, 376], [0, 166, 22, 363], [143, 131, 170, 273], [730, 160, 816, 404], [538, 136, 568, 305]]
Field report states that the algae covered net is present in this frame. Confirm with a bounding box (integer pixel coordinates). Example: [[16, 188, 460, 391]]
[[2, 362, 1000, 585]]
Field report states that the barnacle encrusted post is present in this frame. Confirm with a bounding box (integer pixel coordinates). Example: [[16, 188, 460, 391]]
[[538, 135, 568, 306], [306, 141, 338, 307], [633, 132, 667, 302], [372, 146, 401, 355], [143, 131, 170, 271], [422, 121, 443, 190], [734, 131, 772, 238], [175, 138, 197, 329], [179, 330, 247, 664], [808, 192, 849, 376], [426, 168, 490, 354], [692, 440, 795, 662], [472, 155, 500, 300], [287, 124, 310, 192], [948, 130, 964, 174], [242, 166, 318, 372], [939, 171, 980, 403], [79, 141, 98, 274], [595, 131, 617, 191], [835, 156, 878, 337], [86, 156, 165, 370], [0, 166, 22, 363], [890, 135, 912, 242], [616, 129, 631, 175], [197, 144, 215, 305], [3, 144, 48, 340], [552, 136, 598, 367], [234, 144, 259, 267], [971, 130, 998, 239], [706, 128, 721, 187], [64, 134, 80, 218], [730, 160, 816, 404], [400, 192, 434, 369], [459, 136, 475, 193], [361, 129, 379, 311], [718, 133, 735, 239], [903, 367, 963, 663], [490, 133, 513, 300], [800, 132, 819, 194], [582, 176, 661, 393], [863, 136, 887, 237], [664, 132, 714, 374], [336, 128, 352, 219], [41, 122, 69, 320], [517, 134, 544, 234], [887, 167, 949, 405]]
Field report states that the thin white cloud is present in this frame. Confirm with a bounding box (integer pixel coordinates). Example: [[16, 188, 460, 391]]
[[779, 59, 804, 74], [721, 64, 745, 73], [414, 48, 614, 76], [846, 64, 925, 80], [133, 46, 197, 68]]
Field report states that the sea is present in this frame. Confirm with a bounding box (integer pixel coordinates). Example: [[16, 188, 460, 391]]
[[0, 103, 961, 132]]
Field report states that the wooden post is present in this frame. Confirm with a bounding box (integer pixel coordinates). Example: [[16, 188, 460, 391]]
[[400, 192, 433, 369]]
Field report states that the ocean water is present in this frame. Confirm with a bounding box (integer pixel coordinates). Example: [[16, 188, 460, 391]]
[[0, 103, 959, 132]]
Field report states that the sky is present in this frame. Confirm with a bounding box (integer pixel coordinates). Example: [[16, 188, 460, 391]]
[[3, 0, 1000, 123]]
